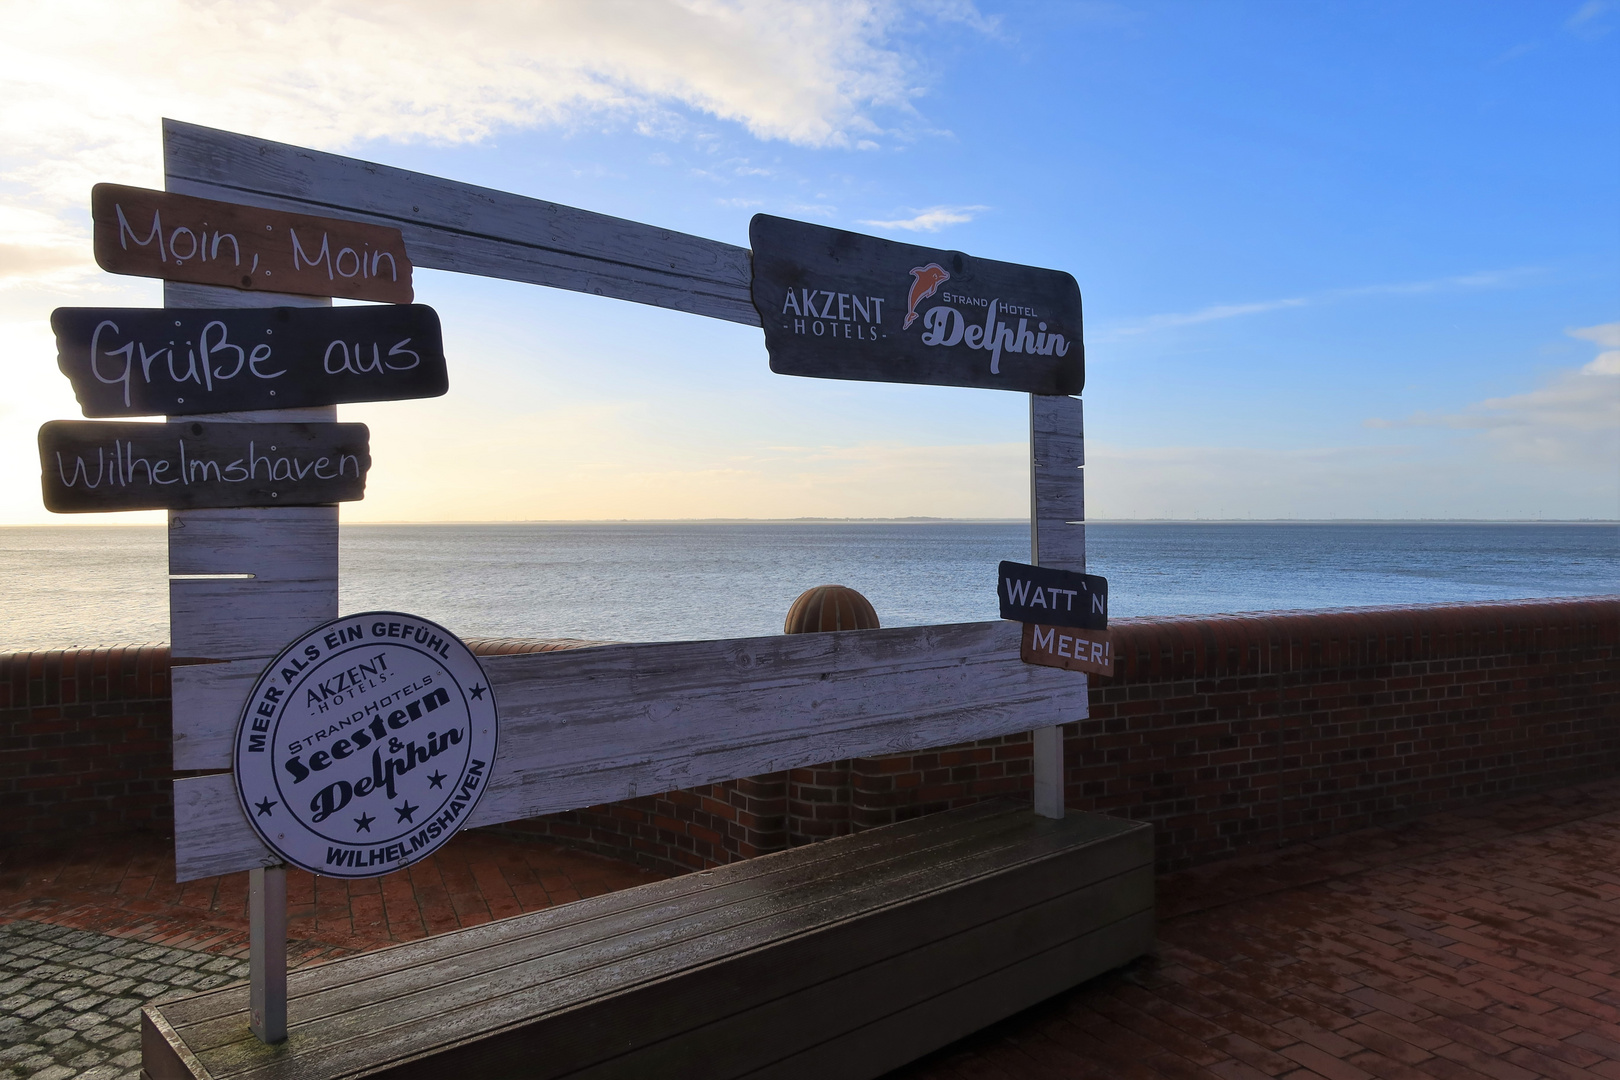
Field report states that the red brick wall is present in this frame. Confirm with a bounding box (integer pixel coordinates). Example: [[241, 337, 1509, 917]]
[[4, 598, 1616, 877], [0, 645, 173, 840], [487, 596, 1619, 874]]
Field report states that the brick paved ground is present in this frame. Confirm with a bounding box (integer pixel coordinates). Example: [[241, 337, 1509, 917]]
[[0, 920, 245, 1080], [896, 777, 1620, 1080], [4, 781, 1618, 1079]]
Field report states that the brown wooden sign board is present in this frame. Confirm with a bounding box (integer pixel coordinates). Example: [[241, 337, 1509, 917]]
[[750, 214, 1083, 395], [52, 304, 447, 417], [1021, 623, 1113, 677], [92, 183, 413, 303], [40, 420, 369, 512]]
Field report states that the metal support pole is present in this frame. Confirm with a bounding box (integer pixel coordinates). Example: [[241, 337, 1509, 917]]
[[249, 865, 288, 1043]]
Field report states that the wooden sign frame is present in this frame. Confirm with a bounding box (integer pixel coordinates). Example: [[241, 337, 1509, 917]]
[[153, 118, 1087, 881]]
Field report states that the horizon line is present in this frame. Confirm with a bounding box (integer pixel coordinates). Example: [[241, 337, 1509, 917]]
[[4, 517, 1616, 527]]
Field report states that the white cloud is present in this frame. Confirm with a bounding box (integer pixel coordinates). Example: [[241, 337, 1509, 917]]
[[1102, 268, 1541, 338], [0, 0, 978, 285], [858, 204, 990, 232], [1364, 322, 1620, 467]]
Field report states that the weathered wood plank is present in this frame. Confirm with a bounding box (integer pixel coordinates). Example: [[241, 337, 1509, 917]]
[[163, 119, 758, 326], [173, 773, 277, 878], [171, 620, 1088, 878], [147, 804, 1152, 1079], [161, 802, 1022, 1026], [39, 420, 370, 513], [750, 215, 1084, 395], [170, 658, 266, 770], [1032, 394, 1084, 469], [93, 183, 412, 303], [757, 910, 1156, 1080], [169, 506, 338, 579], [175, 810, 1047, 1052], [169, 577, 337, 663], [580, 870, 1154, 1080], [53, 304, 445, 417]]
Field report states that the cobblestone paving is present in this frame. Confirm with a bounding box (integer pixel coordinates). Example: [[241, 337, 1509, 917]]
[[0, 920, 246, 1080]]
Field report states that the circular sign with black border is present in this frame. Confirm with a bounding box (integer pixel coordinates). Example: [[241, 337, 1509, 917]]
[[233, 611, 497, 878]]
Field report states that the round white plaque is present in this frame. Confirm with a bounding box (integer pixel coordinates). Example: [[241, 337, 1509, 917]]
[[233, 611, 498, 878]]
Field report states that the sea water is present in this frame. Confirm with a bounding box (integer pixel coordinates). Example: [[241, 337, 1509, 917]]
[[1, 522, 1614, 651]]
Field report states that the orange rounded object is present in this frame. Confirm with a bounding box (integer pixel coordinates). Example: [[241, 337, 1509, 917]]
[[784, 585, 880, 634]]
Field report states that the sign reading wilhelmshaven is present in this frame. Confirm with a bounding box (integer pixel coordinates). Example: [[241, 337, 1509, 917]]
[[749, 214, 1083, 395], [38, 420, 370, 513], [52, 305, 447, 417], [997, 560, 1108, 630], [234, 612, 498, 878]]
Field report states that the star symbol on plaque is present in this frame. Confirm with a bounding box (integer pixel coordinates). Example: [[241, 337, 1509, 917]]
[[395, 801, 419, 823], [469, 683, 487, 700], [353, 812, 375, 833], [427, 771, 447, 789], [255, 797, 277, 817]]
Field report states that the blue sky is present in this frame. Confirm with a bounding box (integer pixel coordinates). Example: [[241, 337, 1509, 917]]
[[1, 0, 1615, 522]]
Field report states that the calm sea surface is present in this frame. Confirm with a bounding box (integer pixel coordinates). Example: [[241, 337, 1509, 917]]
[[1, 522, 1615, 651]]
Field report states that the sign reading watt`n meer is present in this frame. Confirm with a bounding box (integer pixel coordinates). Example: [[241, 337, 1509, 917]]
[[39, 420, 370, 512], [234, 612, 497, 878], [1022, 624, 1114, 677], [749, 214, 1083, 395], [91, 184, 414, 304], [52, 305, 447, 417], [998, 560, 1108, 630]]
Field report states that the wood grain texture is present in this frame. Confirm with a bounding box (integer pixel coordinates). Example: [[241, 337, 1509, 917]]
[[53, 304, 446, 417], [163, 119, 757, 326], [146, 802, 1154, 1078], [171, 620, 1090, 878], [39, 419, 370, 513], [93, 183, 411, 302], [751, 215, 1084, 395], [173, 772, 277, 879], [171, 658, 266, 769], [169, 577, 337, 663], [164, 279, 340, 873], [1030, 396, 1085, 574]]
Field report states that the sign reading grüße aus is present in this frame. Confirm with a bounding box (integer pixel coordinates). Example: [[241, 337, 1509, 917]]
[[91, 184, 413, 303], [998, 560, 1108, 630], [52, 305, 447, 417], [749, 215, 1083, 395], [39, 420, 370, 513]]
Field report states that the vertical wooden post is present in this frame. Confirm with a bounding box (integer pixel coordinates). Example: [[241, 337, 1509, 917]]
[[249, 865, 288, 1043], [1029, 394, 1086, 819]]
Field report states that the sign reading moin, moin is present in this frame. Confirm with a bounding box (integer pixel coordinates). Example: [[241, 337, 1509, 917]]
[[750, 214, 1083, 395], [234, 612, 498, 878], [52, 304, 447, 417], [92, 183, 413, 303]]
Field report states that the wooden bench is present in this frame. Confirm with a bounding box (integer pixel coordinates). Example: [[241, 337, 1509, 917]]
[[143, 801, 1153, 1079]]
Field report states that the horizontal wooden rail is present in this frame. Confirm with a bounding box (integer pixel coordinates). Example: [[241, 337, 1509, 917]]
[[163, 119, 758, 325], [171, 620, 1088, 880]]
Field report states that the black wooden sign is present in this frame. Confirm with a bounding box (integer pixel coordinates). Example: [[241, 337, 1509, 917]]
[[51, 305, 447, 418], [997, 561, 1108, 630], [91, 184, 413, 304], [749, 215, 1083, 395], [39, 420, 370, 513]]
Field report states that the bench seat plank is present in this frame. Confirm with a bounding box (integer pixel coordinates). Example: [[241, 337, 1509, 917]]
[[144, 803, 1154, 1080]]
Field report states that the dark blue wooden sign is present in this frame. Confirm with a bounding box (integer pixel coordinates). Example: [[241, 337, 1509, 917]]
[[51, 305, 447, 418], [39, 420, 370, 512], [749, 215, 1083, 395], [997, 561, 1108, 630]]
